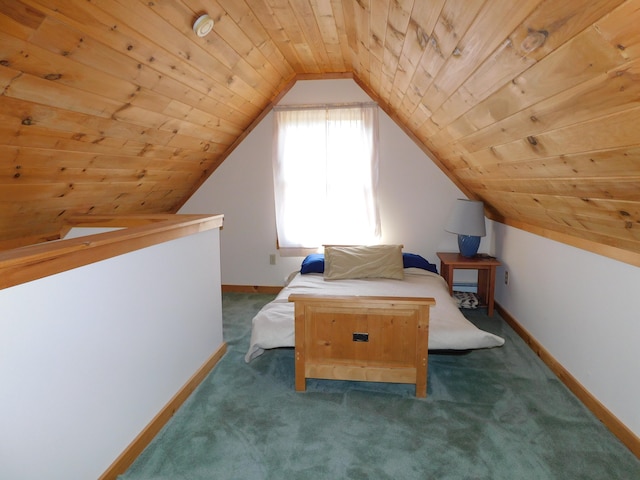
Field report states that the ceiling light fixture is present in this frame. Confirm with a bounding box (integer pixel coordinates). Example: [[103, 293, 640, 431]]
[[193, 14, 214, 37]]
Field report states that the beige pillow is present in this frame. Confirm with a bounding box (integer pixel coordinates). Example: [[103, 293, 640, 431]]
[[323, 245, 404, 280]]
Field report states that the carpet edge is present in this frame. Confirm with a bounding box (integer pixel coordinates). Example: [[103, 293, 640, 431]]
[[98, 342, 228, 480], [496, 302, 639, 459]]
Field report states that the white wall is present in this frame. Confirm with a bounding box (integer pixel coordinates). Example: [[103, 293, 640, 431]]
[[493, 223, 640, 437], [181, 79, 489, 285], [0, 228, 223, 480], [179, 78, 640, 441]]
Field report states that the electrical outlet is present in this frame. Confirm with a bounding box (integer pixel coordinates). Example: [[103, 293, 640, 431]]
[[269, 253, 276, 265], [504, 271, 509, 285]]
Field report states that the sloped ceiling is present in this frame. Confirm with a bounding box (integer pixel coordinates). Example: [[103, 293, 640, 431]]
[[1, 0, 639, 265]]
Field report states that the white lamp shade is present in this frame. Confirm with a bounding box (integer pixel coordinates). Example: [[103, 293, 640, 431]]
[[445, 199, 486, 237]]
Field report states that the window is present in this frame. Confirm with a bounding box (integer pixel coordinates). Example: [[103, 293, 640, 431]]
[[272, 104, 380, 254]]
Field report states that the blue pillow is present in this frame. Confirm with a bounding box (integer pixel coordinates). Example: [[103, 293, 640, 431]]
[[300, 252, 438, 275], [402, 253, 438, 274], [300, 253, 325, 274]]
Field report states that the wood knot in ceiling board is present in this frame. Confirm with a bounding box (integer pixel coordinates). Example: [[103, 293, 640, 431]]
[[43, 73, 62, 81], [415, 26, 428, 51], [619, 210, 631, 217], [388, 23, 404, 42], [521, 29, 548, 54], [21, 117, 33, 126], [0, 59, 9, 66], [372, 33, 383, 48], [527, 135, 538, 146], [452, 47, 462, 57], [429, 35, 443, 57]]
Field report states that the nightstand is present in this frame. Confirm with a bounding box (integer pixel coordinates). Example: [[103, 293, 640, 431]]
[[436, 252, 501, 316]]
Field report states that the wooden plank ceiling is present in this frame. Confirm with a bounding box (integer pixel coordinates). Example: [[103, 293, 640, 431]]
[[1, 0, 639, 264]]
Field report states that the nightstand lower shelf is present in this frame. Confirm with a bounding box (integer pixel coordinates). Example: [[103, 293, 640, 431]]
[[437, 252, 501, 316]]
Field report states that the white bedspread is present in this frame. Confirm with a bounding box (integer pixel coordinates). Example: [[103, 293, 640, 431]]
[[245, 268, 504, 362]]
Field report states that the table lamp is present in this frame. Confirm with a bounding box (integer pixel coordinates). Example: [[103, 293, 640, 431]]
[[445, 199, 486, 257]]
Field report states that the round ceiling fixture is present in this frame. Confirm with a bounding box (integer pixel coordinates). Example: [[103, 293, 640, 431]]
[[193, 14, 214, 37]]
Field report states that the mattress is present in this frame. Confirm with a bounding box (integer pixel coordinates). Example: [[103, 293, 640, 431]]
[[245, 268, 504, 362]]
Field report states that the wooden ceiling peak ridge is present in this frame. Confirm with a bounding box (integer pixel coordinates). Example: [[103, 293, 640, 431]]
[[1, 0, 640, 267]]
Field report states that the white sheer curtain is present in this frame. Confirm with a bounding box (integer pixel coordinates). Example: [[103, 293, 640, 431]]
[[273, 104, 380, 254]]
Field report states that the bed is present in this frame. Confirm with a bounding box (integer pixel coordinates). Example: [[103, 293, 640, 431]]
[[245, 245, 505, 396]]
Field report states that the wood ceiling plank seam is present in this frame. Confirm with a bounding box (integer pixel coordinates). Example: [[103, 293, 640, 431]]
[[264, 0, 323, 73], [329, 0, 355, 73], [457, 57, 640, 154], [161, 99, 244, 137], [310, 0, 348, 72], [0, 28, 141, 107], [368, 0, 391, 97], [379, 0, 413, 108], [0, 181, 190, 199], [0, 122, 200, 160], [472, 104, 640, 166], [430, 0, 627, 130], [110, 104, 237, 145], [79, 0, 265, 115], [3, 167, 197, 185], [429, 39, 535, 129], [390, 0, 445, 103], [419, 0, 544, 118], [110, 0, 273, 105], [354, 0, 373, 87], [28, 17, 254, 130], [466, 176, 640, 199], [0, 145, 215, 173], [0, 34, 230, 144], [450, 26, 628, 140], [175, 0, 290, 90], [354, 73, 475, 199], [3, 68, 125, 120], [145, 0, 284, 103], [453, 145, 640, 181], [214, 0, 296, 78], [138, 1, 280, 104], [481, 191, 640, 248], [21, 0, 262, 120], [0, 27, 245, 147], [338, 0, 361, 75], [0, 1, 46, 29], [485, 192, 640, 238], [594, 0, 640, 61], [404, 0, 488, 127], [0, 94, 229, 157], [288, 0, 336, 72], [0, 9, 39, 41], [243, 0, 307, 73]]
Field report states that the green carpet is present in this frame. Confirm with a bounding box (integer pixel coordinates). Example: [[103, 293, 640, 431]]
[[119, 293, 640, 479]]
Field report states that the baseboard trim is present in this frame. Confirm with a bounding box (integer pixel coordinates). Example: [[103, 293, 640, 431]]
[[99, 342, 228, 479], [222, 284, 283, 294], [496, 303, 640, 459]]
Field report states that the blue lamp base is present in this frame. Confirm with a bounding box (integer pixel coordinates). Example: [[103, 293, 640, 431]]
[[457, 235, 481, 257]]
